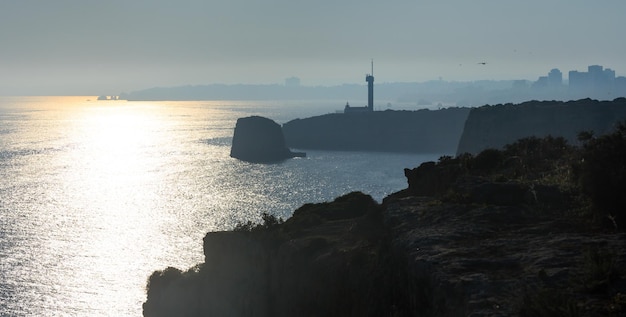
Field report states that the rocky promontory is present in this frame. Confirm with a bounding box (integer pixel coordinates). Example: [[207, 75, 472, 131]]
[[230, 116, 305, 163], [457, 98, 626, 155], [144, 125, 626, 316], [282, 108, 470, 154]]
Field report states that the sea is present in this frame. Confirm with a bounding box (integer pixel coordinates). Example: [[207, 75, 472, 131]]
[[0, 96, 443, 316]]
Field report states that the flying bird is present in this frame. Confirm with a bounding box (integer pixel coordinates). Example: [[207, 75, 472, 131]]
[[477, 62, 487, 65]]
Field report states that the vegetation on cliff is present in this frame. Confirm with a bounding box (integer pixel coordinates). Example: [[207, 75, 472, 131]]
[[144, 192, 420, 316], [403, 121, 626, 231], [388, 123, 626, 316], [144, 122, 626, 317]]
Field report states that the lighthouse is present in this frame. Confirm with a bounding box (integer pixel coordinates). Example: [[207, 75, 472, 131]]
[[343, 60, 376, 113], [366, 59, 374, 111]]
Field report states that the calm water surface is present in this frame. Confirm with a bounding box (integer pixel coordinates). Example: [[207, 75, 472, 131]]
[[0, 96, 441, 316]]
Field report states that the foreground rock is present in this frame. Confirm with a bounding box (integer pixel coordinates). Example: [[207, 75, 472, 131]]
[[146, 132, 626, 316], [385, 195, 626, 316], [143, 191, 626, 317], [143, 192, 408, 316], [230, 116, 305, 163]]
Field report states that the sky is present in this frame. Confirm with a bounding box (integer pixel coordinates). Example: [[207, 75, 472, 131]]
[[1, 0, 625, 95]]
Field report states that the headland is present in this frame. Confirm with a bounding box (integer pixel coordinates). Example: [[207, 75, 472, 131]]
[[143, 121, 626, 316], [282, 108, 471, 154]]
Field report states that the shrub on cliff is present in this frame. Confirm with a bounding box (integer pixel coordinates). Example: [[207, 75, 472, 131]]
[[472, 148, 504, 173], [501, 136, 573, 182], [290, 191, 378, 222], [575, 121, 626, 229], [233, 212, 284, 232]]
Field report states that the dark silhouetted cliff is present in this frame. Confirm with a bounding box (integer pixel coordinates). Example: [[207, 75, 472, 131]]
[[282, 108, 470, 154], [145, 130, 626, 316], [143, 192, 414, 317], [457, 98, 626, 155], [230, 116, 304, 163]]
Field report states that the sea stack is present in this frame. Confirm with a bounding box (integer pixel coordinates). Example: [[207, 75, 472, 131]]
[[230, 116, 305, 163]]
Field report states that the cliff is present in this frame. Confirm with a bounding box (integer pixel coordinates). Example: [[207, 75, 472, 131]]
[[143, 191, 626, 316], [143, 192, 405, 316], [230, 116, 305, 163], [457, 98, 626, 155], [144, 128, 626, 316], [282, 108, 470, 154]]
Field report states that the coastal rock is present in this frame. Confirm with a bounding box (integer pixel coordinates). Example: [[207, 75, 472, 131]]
[[143, 189, 626, 317], [143, 192, 402, 317], [230, 116, 305, 163], [145, 131, 626, 316], [456, 98, 626, 155], [383, 195, 626, 317], [402, 161, 463, 197]]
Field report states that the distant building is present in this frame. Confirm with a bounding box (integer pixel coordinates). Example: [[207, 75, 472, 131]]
[[532, 69, 562, 91], [548, 68, 562, 88], [366, 62, 374, 111], [532, 76, 549, 90], [345, 60, 375, 113], [568, 70, 588, 91], [616, 76, 626, 95], [528, 65, 625, 99], [343, 101, 369, 113], [285, 77, 301, 87], [568, 65, 617, 98]]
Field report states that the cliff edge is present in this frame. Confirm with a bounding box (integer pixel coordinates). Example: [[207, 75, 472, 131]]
[[457, 98, 626, 155], [145, 125, 626, 316], [143, 192, 406, 316]]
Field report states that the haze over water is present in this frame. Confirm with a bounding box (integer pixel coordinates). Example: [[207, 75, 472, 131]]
[[0, 96, 439, 316]]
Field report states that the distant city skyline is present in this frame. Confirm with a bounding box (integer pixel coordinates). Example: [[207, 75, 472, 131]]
[[1, 1, 625, 95], [525, 64, 626, 101]]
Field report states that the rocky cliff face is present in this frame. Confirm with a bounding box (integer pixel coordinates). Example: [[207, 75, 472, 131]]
[[456, 98, 626, 155], [384, 194, 626, 316], [143, 192, 412, 317], [282, 108, 470, 154], [145, 128, 626, 316], [230, 116, 305, 163], [144, 190, 626, 316]]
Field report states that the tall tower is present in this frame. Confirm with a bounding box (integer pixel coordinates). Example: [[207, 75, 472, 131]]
[[366, 60, 374, 111]]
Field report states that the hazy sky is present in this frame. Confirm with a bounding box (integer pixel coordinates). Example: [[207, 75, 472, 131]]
[[1, 0, 625, 95]]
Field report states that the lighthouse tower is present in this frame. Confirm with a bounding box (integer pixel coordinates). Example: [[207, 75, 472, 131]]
[[366, 60, 374, 111]]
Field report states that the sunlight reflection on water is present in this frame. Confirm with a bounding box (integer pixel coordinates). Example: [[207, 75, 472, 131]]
[[0, 97, 440, 316]]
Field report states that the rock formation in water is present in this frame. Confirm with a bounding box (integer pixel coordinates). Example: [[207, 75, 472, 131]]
[[456, 97, 626, 155], [282, 108, 470, 154], [230, 116, 305, 163]]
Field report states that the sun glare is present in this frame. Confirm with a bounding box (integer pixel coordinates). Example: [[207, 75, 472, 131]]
[[79, 106, 158, 173]]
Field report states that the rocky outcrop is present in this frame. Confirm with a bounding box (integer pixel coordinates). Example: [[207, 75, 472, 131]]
[[456, 98, 626, 155], [143, 191, 626, 316], [384, 195, 626, 316], [145, 133, 626, 316], [230, 116, 305, 163], [282, 108, 470, 154], [143, 192, 410, 317]]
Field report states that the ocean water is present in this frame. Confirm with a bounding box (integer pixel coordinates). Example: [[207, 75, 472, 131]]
[[0, 96, 442, 316]]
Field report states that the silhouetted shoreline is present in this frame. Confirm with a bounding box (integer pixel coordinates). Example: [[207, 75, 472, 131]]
[[144, 99, 626, 316]]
